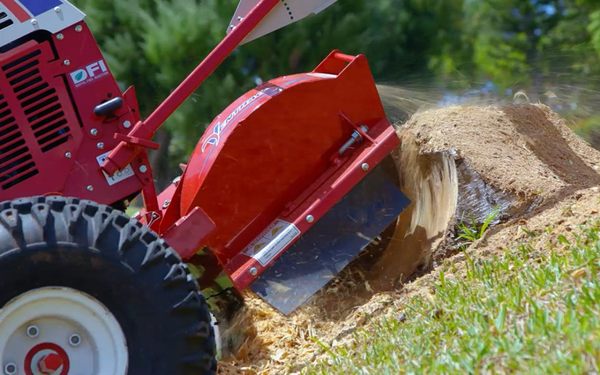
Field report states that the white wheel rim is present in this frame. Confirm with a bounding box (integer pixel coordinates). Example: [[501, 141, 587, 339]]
[[0, 287, 128, 375]]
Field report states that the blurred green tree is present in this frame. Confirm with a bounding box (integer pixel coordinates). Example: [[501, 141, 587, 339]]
[[76, 0, 466, 185], [75, 0, 600, 182], [77, 0, 242, 185], [459, 0, 566, 88]]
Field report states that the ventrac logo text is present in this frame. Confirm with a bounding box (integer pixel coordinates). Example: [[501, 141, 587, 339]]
[[201, 92, 264, 152], [70, 60, 109, 87]]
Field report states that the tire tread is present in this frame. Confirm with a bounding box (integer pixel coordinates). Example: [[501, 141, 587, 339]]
[[0, 196, 217, 374]]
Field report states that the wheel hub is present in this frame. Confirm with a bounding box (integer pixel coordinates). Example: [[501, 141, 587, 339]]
[[0, 287, 128, 375], [24, 343, 69, 375]]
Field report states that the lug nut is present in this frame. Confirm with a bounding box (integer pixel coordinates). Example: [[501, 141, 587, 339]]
[[3, 363, 17, 375], [38, 354, 63, 373], [26, 324, 39, 338], [69, 333, 82, 347]]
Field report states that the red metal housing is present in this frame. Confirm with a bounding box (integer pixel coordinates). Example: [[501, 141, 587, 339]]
[[0, 22, 145, 204], [156, 51, 400, 289]]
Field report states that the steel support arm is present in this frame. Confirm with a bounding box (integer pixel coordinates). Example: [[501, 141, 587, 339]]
[[102, 0, 280, 175]]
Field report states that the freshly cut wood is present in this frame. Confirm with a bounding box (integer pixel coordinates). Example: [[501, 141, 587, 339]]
[[370, 104, 600, 288]]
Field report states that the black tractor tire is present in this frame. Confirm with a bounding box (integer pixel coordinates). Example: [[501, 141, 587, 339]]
[[0, 196, 216, 374]]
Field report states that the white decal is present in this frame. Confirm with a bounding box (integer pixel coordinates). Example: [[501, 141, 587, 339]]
[[202, 92, 264, 152], [70, 60, 109, 87], [96, 152, 135, 186], [243, 219, 301, 267]]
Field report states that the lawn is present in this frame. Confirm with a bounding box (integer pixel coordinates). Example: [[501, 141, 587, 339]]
[[307, 220, 600, 374]]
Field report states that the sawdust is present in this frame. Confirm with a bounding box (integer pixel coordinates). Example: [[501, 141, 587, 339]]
[[403, 105, 600, 199], [218, 104, 600, 374], [371, 104, 600, 284]]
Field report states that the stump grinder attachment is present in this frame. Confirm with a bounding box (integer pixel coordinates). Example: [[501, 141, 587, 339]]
[[0, 0, 409, 372], [173, 51, 411, 314]]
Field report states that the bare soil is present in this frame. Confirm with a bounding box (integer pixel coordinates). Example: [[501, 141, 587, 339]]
[[218, 104, 600, 374]]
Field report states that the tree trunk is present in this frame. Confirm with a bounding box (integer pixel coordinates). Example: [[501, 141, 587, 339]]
[[148, 129, 173, 191]]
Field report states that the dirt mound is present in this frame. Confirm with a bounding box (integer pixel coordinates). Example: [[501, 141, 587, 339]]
[[403, 105, 600, 198], [218, 104, 600, 374], [371, 105, 600, 286]]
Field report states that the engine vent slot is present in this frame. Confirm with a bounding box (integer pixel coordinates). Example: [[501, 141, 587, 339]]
[[0, 12, 13, 31], [0, 94, 38, 189], [2, 48, 71, 153]]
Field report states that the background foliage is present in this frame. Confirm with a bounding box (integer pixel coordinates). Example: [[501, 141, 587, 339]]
[[76, 0, 600, 185]]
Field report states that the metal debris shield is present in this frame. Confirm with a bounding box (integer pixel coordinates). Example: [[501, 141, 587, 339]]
[[251, 165, 410, 315]]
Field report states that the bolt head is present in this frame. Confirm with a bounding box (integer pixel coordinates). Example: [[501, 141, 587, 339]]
[[64, 152, 72, 159], [96, 142, 104, 150], [139, 165, 148, 173], [90, 128, 98, 136], [69, 334, 82, 347], [4, 363, 16, 375], [30, 19, 38, 26], [361, 163, 370, 172], [306, 215, 315, 223], [86, 185, 94, 191], [249, 267, 258, 276], [122, 120, 132, 129], [56, 33, 64, 40], [26, 325, 39, 338], [54, 6, 62, 13], [63, 59, 70, 66], [75, 25, 83, 32]]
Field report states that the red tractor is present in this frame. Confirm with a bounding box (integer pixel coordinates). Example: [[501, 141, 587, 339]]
[[0, 0, 409, 373]]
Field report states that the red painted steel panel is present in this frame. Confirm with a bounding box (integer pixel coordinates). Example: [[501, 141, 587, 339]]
[[1, 0, 30, 22], [170, 53, 399, 283], [0, 22, 144, 205]]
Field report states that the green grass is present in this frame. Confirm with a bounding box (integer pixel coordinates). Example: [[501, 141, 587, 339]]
[[306, 220, 600, 374], [573, 115, 600, 143], [457, 208, 500, 246], [125, 205, 141, 218]]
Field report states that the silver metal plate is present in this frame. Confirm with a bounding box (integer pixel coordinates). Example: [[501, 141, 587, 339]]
[[251, 165, 410, 315], [0, 1, 85, 48], [229, 0, 337, 44]]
